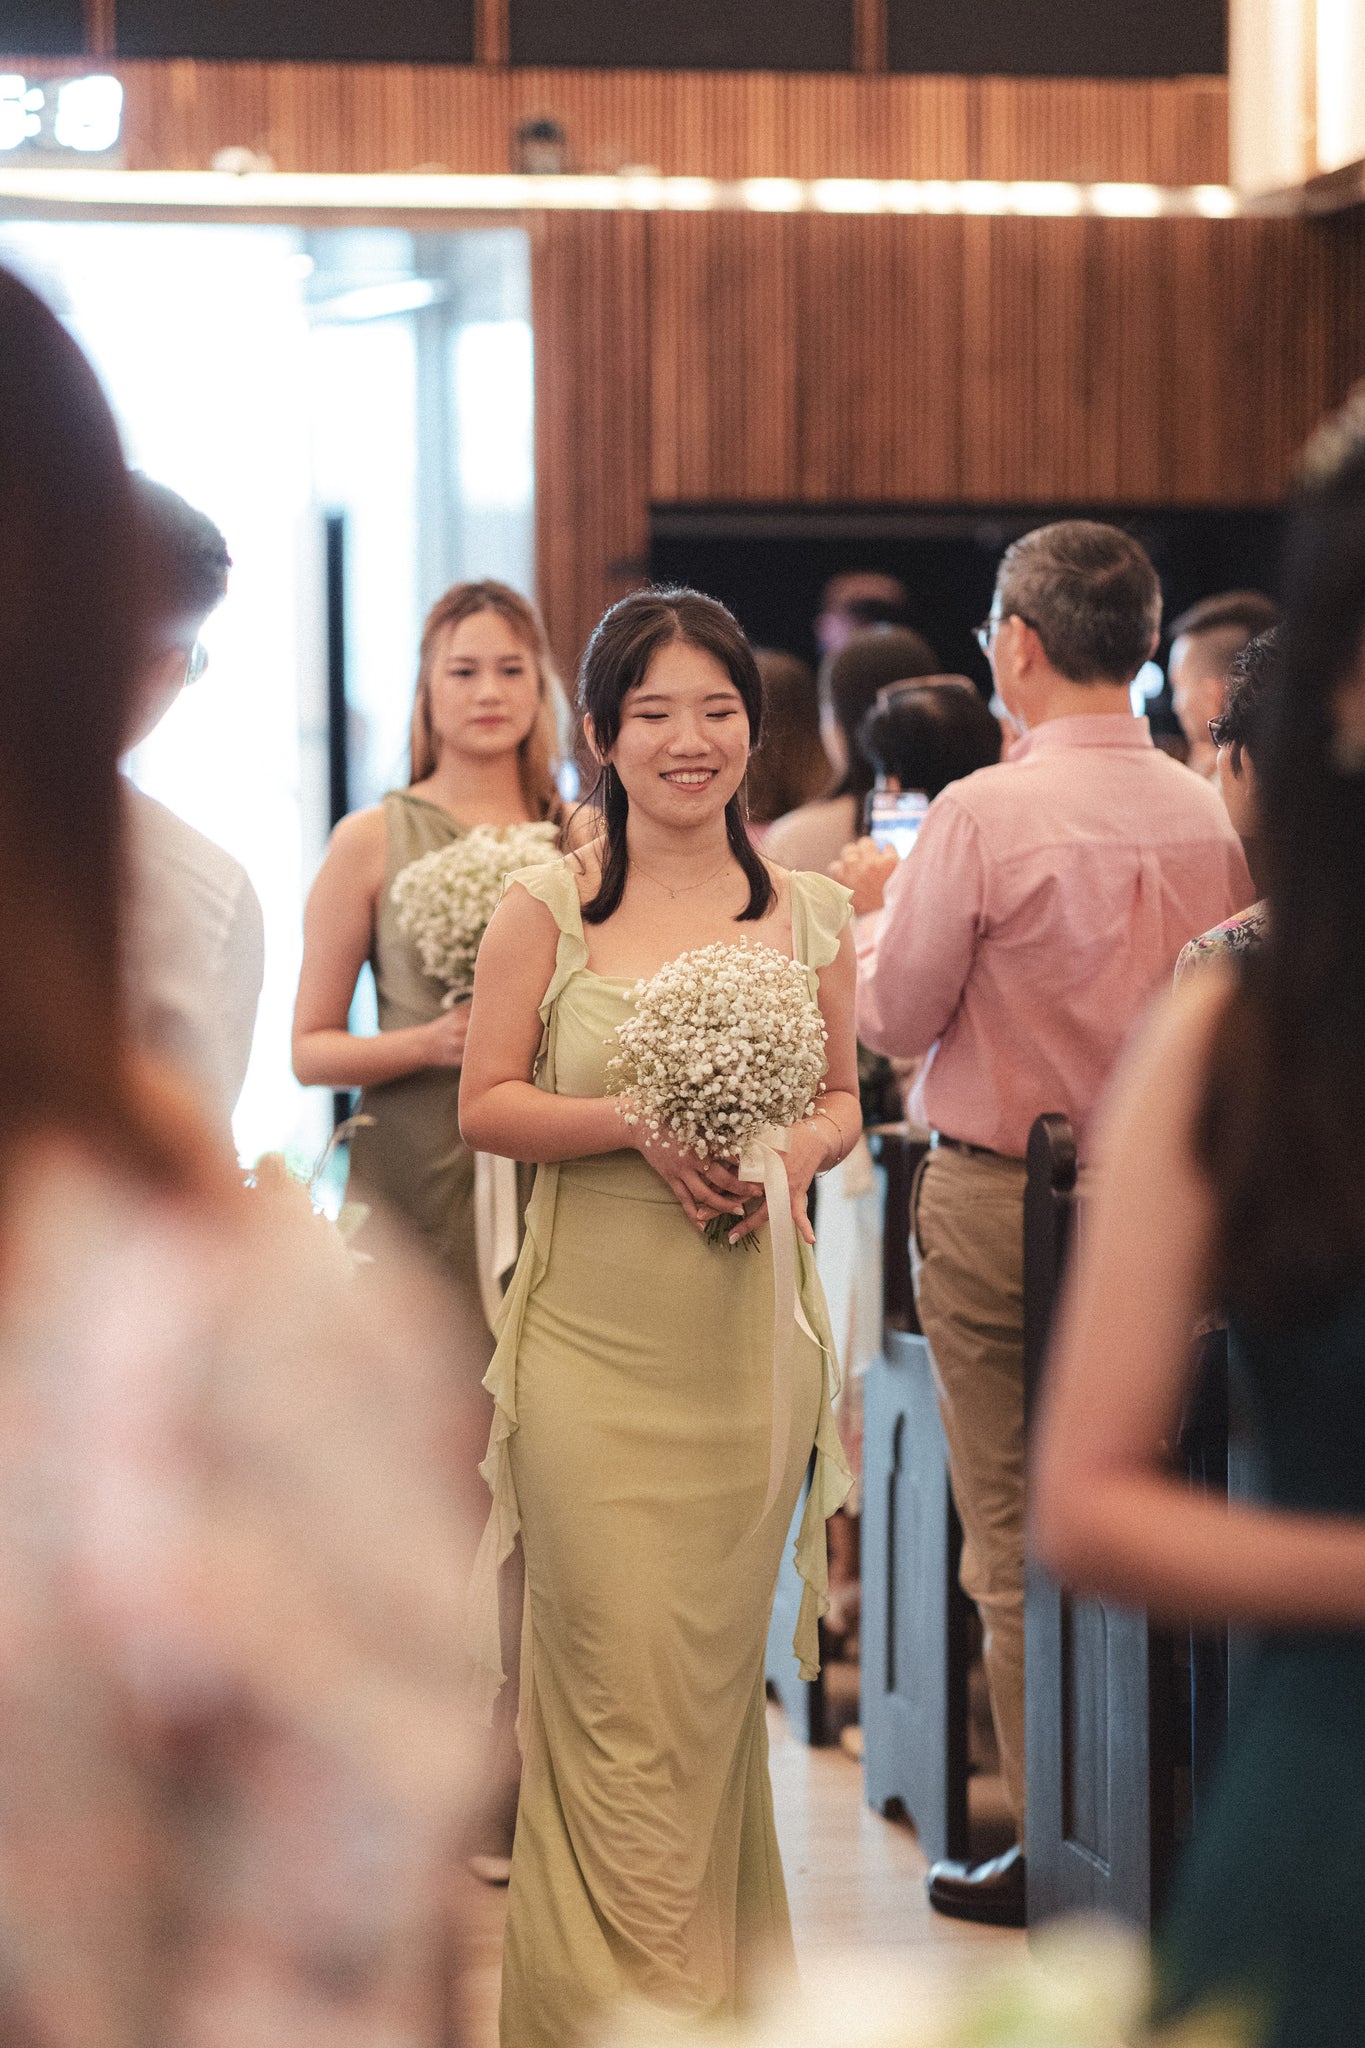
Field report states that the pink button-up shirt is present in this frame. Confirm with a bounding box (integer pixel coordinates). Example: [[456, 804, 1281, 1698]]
[[856, 714, 1253, 1160]]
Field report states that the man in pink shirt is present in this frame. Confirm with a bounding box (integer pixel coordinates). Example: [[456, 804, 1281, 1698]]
[[854, 522, 1250, 1925]]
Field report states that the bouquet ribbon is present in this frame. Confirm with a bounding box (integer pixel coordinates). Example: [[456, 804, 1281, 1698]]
[[474, 1151, 521, 1334], [738, 1123, 820, 1529]]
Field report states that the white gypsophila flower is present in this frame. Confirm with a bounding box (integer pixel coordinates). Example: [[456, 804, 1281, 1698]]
[[608, 940, 829, 1170], [390, 822, 559, 1005]]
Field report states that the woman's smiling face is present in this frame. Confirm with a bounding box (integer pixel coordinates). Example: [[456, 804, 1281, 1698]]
[[603, 637, 752, 827]]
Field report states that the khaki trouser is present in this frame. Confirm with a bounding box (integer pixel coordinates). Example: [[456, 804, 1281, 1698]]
[[911, 1144, 1028, 1831]]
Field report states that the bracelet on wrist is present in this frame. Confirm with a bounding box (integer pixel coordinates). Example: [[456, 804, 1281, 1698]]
[[813, 1107, 845, 1175]]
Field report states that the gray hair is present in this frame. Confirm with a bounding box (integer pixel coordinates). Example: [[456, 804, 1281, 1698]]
[[995, 520, 1161, 685]]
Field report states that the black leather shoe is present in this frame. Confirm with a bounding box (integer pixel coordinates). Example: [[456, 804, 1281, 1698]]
[[925, 1843, 1026, 1927]]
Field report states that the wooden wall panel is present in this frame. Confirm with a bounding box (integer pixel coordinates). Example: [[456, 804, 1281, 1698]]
[[7, 55, 1356, 686], [648, 214, 801, 501], [793, 215, 965, 498], [0, 57, 1229, 184], [647, 211, 1353, 511], [532, 211, 650, 684], [969, 75, 1227, 183]]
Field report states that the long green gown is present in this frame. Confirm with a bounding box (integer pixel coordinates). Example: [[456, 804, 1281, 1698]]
[[350, 791, 530, 1858], [1156, 1293, 1365, 2048], [469, 857, 853, 2046], [347, 791, 490, 1353]]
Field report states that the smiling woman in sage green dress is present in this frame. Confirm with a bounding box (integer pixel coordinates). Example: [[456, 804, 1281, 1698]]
[[460, 588, 860, 2044]]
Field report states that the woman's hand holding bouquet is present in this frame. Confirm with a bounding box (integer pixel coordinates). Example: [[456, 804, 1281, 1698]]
[[609, 939, 832, 1246], [699, 1114, 832, 1246], [417, 1001, 473, 1069], [626, 1119, 750, 1236]]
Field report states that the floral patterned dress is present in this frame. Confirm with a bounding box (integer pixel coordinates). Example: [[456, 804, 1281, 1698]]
[[1174, 900, 1268, 984]]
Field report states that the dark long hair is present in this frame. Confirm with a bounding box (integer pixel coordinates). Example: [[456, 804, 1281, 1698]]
[[858, 677, 1001, 799], [1197, 402, 1365, 1317], [825, 625, 939, 803], [0, 266, 176, 1190], [577, 587, 775, 925]]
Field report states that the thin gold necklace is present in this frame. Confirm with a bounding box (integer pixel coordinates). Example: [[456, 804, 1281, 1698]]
[[631, 853, 735, 900]]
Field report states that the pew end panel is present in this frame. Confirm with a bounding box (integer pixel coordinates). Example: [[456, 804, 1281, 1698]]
[[862, 1328, 972, 1862], [1023, 1112, 1179, 1932], [859, 1126, 973, 1863]]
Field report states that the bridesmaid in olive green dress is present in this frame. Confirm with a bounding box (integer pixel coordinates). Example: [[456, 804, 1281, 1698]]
[[294, 582, 561, 1880], [461, 590, 861, 2044], [293, 578, 561, 1356]]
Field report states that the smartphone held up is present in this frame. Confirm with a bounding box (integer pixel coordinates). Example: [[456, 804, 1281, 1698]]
[[865, 788, 929, 860]]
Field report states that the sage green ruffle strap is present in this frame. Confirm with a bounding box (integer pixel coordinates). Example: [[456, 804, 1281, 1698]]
[[468, 861, 585, 1719], [789, 1241, 854, 1680], [787, 868, 855, 1675], [502, 857, 590, 1031], [791, 869, 853, 982]]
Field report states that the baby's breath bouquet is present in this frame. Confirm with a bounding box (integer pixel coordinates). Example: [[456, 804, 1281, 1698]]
[[609, 940, 829, 1246], [390, 821, 559, 1006]]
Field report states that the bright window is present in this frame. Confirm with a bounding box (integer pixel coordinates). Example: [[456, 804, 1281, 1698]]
[[0, 220, 534, 1168]]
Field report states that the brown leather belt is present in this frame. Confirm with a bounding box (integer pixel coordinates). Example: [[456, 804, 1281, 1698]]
[[929, 1130, 1017, 1162]]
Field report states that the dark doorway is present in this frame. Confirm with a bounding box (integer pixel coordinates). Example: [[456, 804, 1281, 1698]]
[[650, 504, 1286, 694]]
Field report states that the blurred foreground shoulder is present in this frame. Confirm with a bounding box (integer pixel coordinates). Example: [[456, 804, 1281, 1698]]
[[1089, 961, 1237, 1178], [0, 1143, 483, 2040]]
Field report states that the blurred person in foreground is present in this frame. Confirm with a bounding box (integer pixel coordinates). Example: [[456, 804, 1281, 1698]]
[[123, 477, 264, 1140], [856, 523, 1250, 1925], [1033, 401, 1365, 2048], [814, 568, 912, 659], [0, 263, 482, 2046], [764, 624, 938, 874], [744, 648, 830, 838], [1167, 589, 1281, 780], [1175, 628, 1279, 983]]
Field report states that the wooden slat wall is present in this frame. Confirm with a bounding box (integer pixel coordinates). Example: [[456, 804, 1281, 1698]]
[[537, 205, 1362, 677], [1, 59, 1229, 185], [532, 212, 651, 687], [648, 212, 1347, 506], [8, 55, 1357, 688]]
